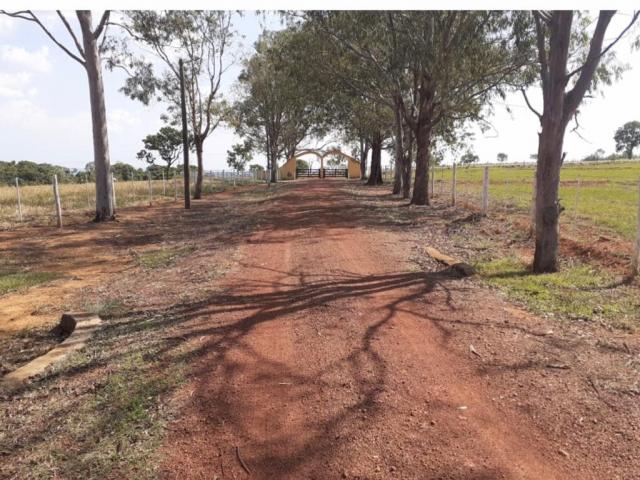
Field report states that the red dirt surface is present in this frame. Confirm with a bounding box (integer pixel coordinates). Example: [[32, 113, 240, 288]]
[[159, 181, 639, 480]]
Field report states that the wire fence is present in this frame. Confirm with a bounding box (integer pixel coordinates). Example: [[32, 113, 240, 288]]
[[382, 161, 640, 272], [0, 171, 262, 229], [2, 162, 639, 273]]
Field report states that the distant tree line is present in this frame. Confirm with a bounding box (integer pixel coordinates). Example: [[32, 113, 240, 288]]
[[0, 161, 83, 186], [0, 160, 184, 186]]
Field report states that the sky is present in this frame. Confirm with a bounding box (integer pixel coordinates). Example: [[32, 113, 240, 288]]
[[0, 11, 638, 172]]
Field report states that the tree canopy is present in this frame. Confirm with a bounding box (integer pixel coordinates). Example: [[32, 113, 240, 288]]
[[614, 121, 640, 159]]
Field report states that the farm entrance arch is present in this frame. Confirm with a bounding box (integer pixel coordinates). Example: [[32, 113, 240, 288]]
[[278, 148, 362, 180]]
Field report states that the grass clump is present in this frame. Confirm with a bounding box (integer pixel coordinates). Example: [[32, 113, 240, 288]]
[[135, 245, 196, 269], [0, 270, 60, 295], [475, 257, 640, 330], [82, 297, 129, 319]]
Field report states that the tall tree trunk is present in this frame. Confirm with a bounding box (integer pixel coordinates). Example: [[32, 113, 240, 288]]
[[392, 158, 403, 194], [193, 136, 204, 199], [270, 155, 278, 183], [532, 10, 616, 272], [359, 138, 369, 180], [411, 120, 432, 205], [78, 11, 113, 221], [367, 133, 383, 186], [534, 124, 566, 272], [392, 98, 405, 195], [402, 125, 413, 199]]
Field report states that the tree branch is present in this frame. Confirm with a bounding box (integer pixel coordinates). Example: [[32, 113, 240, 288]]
[[566, 11, 639, 81], [533, 11, 549, 96], [93, 10, 110, 39], [0, 10, 86, 66], [520, 88, 542, 120], [564, 11, 616, 119], [56, 11, 85, 59]]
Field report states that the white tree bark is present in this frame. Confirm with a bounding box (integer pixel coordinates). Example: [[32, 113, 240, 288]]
[[78, 11, 113, 221]]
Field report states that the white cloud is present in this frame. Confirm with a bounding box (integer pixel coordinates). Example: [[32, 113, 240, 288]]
[[108, 108, 141, 134], [0, 72, 34, 98], [0, 45, 51, 73], [0, 16, 16, 36]]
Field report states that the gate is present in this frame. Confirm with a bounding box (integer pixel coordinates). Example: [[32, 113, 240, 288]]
[[296, 168, 321, 178], [323, 169, 348, 178]]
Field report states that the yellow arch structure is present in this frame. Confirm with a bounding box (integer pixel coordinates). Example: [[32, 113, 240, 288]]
[[278, 148, 361, 180]]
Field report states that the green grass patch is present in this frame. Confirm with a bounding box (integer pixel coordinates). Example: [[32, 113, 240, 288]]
[[429, 160, 640, 240], [1, 317, 188, 480], [135, 245, 197, 269], [81, 297, 129, 319], [0, 270, 60, 295], [475, 257, 640, 330]]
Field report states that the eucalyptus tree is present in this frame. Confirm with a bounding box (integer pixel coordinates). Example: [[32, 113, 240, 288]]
[[304, 12, 526, 203], [136, 126, 187, 175], [614, 121, 640, 159], [523, 10, 639, 272], [387, 12, 528, 205], [303, 12, 404, 190], [229, 28, 327, 183], [112, 11, 234, 198], [0, 10, 114, 220]]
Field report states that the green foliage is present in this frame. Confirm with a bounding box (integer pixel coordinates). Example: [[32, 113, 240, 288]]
[[497, 152, 508, 163], [229, 27, 329, 176], [295, 159, 310, 169], [249, 163, 265, 173], [0, 270, 61, 295], [137, 126, 186, 173], [475, 257, 640, 329], [226, 140, 253, 171], [135, 245, 197, 269], [614, 121, 640, 159], [112, 162, 144, 181], [0, 161, 80, 186], [113, 10, 234, 183], [582, 148, 606, 162], [460, 151, 480, 165]]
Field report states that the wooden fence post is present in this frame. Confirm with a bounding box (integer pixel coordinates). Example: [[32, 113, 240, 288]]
[[85, 175, 91, 208], [481, 166, 489, 215], [451, 163, 457, 206], [52, 174, 62, 228], [148, 176, 153, 206], [15, 177, 23, 222], [174, 172, 178, 202], [111, 173, 117, 211], [633, 179, 640, 275], [162, 172, 166, 196]]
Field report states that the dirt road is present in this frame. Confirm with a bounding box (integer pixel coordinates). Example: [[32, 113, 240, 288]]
[[160, 181, 578, 480]]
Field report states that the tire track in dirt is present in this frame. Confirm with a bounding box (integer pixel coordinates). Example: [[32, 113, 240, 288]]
[[160, 180, 576, 480]]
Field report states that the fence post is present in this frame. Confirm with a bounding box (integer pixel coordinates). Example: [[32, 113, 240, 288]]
[[85, 175, 91, 208], [52, 174, 62, 228], [173, 172, 178, 201], [451, 163, 457, 206], [148, 176, 153, 206], [15, 177, 23, 222], [111, 173, 117, 211], [162, 172, 166, 196], [633, 179, 640, 275], [481, 166, 489, 215]]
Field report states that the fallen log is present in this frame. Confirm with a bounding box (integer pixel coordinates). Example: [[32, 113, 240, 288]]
[[424, 246, 475, 277]]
